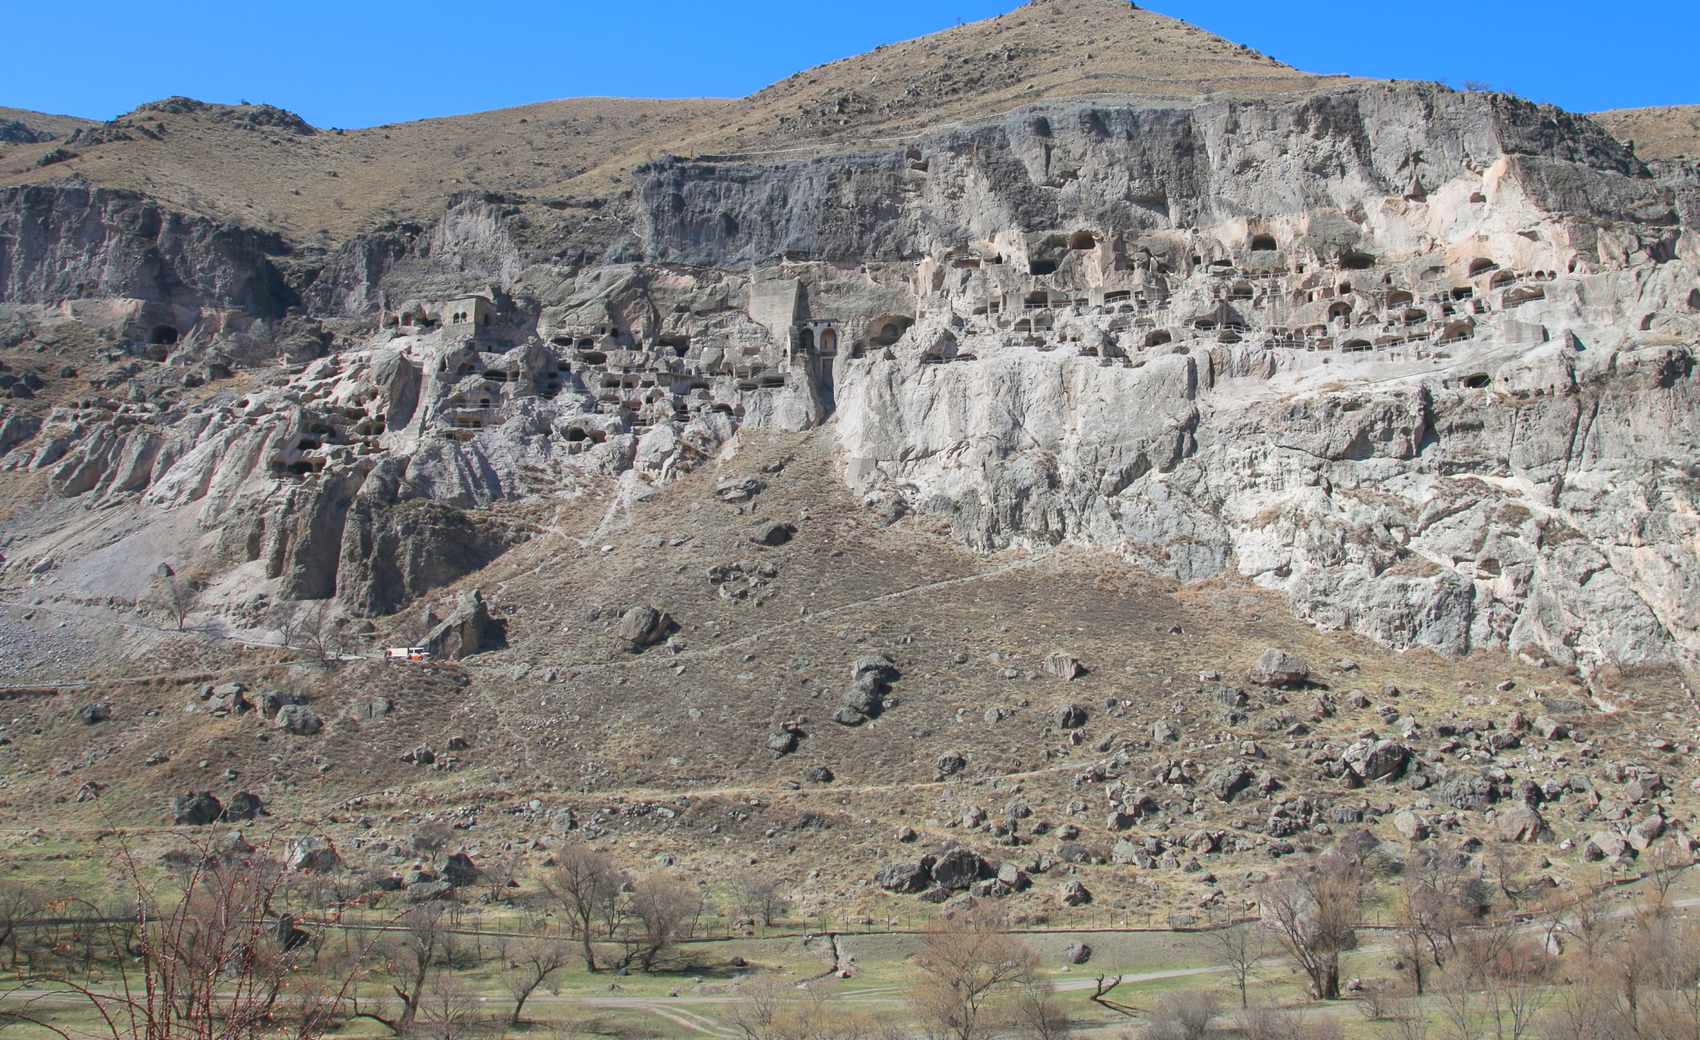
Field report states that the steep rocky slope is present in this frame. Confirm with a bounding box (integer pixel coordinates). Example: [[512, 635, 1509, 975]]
[[0, 0, 1697, 901]]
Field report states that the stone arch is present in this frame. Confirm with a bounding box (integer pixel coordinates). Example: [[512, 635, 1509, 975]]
[[150, 324, 180, 347], [1341, 250, 1376, 271], [821, 328, 839, 354], [1469, 258, 1499, 277], [1249, 233, 1278, 252]]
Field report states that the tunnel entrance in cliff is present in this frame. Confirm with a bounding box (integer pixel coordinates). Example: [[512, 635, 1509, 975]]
[[150, 325, 180, 347]]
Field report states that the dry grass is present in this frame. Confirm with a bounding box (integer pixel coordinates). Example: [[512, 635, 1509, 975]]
[[1592, 105, 1700, 160]]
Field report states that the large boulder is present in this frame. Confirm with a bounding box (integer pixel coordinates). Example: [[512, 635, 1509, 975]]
[[405, 880, 456, 903], [1496, 805, 1550, 844], [1343, 740, 1412, 783], [1055, 703, 1090, 730], [877, 861, 931, 894], [1249, 649, 1312, 688], [615, 605, 674, 653], [426, 589, 507, 660], [441, 852, 480, 887], [851, 655, 899, 683], [286, 836, 341, 873], [259, 690, 306, 719], [170, 792, 223, 826], [1393, 810, 1430, 841], [930, 847, 986, 891], [1584, 832, 1634, 862], [749, 520, 796, 547], [1207, 766, 1254, 803], [842, 673, 885, 719], [936, 752, 968, 780], [274, 704, 323, 736], [221, 791, 267, 822], [1043, 653, 1086, 681], [78, 703, 111, 725]]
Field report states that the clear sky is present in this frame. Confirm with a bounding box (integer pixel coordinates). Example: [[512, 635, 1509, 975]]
[[5, 0, 1695, 129]]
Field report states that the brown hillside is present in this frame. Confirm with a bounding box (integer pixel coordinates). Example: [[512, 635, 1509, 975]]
[[0, 0, 1330, 243], [1594, 104, 1700, 160]]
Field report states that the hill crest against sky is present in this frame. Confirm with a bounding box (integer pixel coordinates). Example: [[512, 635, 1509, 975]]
[[0, 0, 1696, 129]]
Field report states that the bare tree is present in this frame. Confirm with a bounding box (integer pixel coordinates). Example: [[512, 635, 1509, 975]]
[[1643, 840, 1691, 913], [297, 600, 346, 666], [733, 871, 791, 928], [907, 912, 1039, 1040], [0, 883, 43, 970], [1354, 981, 1396, 1023], [1438, 922, 1552, 1040], [481, 851, 520, 906], [505, 928, 571, 1026], [349, 903, 448, 1034], [10, 845, 346, 1040], [418, 974, 479, 1040], [1643, 916, 1700, 1040], [1090, 974, 1137, 1018], [1387, 997, 1429, 1040], [621, 875, 700, 972], [1549, 874, 1616, 968], [1208, 920, 1266, 1009], [410, 823, 454, 864], [1395, 854, 1473, 997], [1259, 850, 1363, 1000], [541, 845, 624, 972], [731, 979, 890, 1040], [1009, 976, 1067, 1040]]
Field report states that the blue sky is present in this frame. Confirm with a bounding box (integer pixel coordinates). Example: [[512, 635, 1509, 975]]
[[4, 1, 1695, 128]]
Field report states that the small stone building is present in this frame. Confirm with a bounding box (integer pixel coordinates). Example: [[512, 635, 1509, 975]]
[[444, 296, 494, 328]]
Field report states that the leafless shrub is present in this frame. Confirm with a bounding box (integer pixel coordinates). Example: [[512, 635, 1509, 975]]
[[1143, 990, 1219, 1040]]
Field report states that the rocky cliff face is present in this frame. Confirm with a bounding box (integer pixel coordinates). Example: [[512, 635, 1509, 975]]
[[1, 81, 1696, 671], [0, 184, 297, 317], [638, 86, 1670, 266]]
